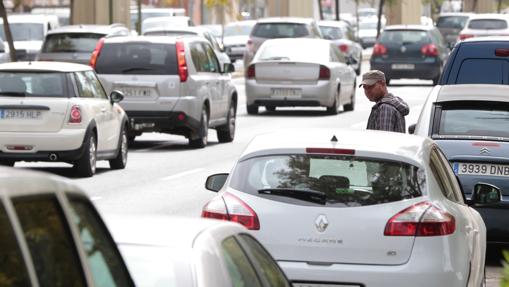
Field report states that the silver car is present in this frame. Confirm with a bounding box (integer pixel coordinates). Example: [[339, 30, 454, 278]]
[[245, 38, 356, 115], [222, 20, 256, 62]]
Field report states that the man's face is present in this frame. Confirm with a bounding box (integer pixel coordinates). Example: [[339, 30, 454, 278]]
[[363, 81, 385, 102]]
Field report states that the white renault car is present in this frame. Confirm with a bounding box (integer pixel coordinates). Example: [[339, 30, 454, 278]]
[[0, 62, 128, 177], [202, 129, 498, 287]]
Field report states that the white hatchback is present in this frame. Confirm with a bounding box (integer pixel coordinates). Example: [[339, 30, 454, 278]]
[[202, 129, 497, 287], [0, 62, 128, 177]]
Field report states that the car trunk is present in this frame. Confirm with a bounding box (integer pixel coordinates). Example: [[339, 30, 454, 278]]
[[254, 62, 321, 84], [38, 52, 92, 65]]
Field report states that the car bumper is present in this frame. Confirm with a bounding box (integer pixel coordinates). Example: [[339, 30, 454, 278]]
[[245, 80, 333, 107], [225, 46, 245, 61], [370, 59, 441, 80], [360, 37, 376, 47], [126, 110, 200, 137]]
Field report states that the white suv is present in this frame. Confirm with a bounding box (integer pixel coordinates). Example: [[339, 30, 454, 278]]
[[0, 62, 129, 177]]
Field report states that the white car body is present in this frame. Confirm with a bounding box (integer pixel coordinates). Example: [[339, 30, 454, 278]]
[[203, 129, 487, 287], [141, 16, 193, 34], [458, 13, 509, 41]]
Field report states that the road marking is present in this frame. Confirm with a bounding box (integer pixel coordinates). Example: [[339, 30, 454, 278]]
[[90, 196, 102, 201], [160, 168, 205, 181]]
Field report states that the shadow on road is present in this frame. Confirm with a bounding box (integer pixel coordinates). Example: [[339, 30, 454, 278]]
[[486, 245, 508, 267], [249, 109, 346, 117]]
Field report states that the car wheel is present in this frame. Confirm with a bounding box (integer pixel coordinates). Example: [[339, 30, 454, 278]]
[[247, 104, 258, 115], [109, 125, 128, 170], [265, 106, 276, 112], [0, 160, 15, 167], [189, 107, 208, 148], [326, 88, 340, 115], [74, 132, 97, 177], [217, 103, 236, 143], [343, 85, 356, 112]]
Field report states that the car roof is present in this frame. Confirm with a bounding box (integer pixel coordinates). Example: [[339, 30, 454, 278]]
[[262, 38, 330, 46], [460, 35, 509, 43], [318, 20, 349, 28], [106, 215, 245, 248], [0, 61, 93, 72], [384, 24, 435, 31], [225, 20, 257, 27], [103, 35, 202, 44], [7, 13, 58, 23], [239, 129, 433, 166], [143, 26, 205, 35], [46, 24, 127, 35], [256, 17, 315, 24], [436, 84, 509, 103], [142, 16, 190, 24], [467, 13, 509, 20]]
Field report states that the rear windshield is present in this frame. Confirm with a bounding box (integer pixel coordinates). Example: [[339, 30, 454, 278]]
[[230, 155, 423, 207], [436, 102, 509, 138], [224, 24, 253, 37], [252, 23, 309, 38], [468, 19, 508, 30], [436, 16, 469, 29], [258, 41, 328, 62], [0, 72, 67, 97], [95, 42, 178, 75], [319, 26, 344, 40], [455, 59, 506, 84], [379, 30, 430, 45], [42, 33, 103, 53]]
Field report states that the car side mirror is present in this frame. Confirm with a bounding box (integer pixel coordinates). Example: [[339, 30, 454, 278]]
[[110, 90, 124, 104], [205, 173, 229, 192], [471, 183, 501, 205], [408, 124, 416, 134], [223, 63, 235, 73]]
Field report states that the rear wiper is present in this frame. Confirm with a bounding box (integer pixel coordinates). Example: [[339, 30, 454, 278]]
[[121, 67, 154, 73], [0, 92, 26, 97], [258, 188, 326, 205]]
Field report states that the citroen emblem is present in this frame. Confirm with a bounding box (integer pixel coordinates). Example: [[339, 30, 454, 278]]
[[315, 214, 329, 233], [480, 147, 490, 155]]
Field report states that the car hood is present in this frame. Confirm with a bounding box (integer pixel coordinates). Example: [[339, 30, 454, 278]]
[[222, 35, 249, 46]]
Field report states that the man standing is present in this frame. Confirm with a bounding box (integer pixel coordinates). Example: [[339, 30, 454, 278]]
[[360, 70, 409, 133]]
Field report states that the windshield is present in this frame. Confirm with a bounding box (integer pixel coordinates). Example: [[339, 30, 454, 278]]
[[319, 26, 344, 40], [379, 30, 430, 45], [436, 16, 469, 29], [224, 24, 253, 37], [258, 41, 328, 62], [230, 155, 423, 207], [0, 23, 44, 41], [42, 33, 103, 53], [468, 19, 508, 30], [0, 72, 67, 97]]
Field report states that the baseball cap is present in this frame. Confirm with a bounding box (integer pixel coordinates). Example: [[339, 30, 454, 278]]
[[359, 70, 386, 87]]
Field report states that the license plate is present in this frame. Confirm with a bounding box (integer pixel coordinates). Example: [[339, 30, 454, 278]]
[[118, 87, 151, 97], [293, 283, 360, 287], [391, 64, 415, 70], [0, 109, 42, 120], [271, 88, 302, 98], [453, 162, 509, 177]]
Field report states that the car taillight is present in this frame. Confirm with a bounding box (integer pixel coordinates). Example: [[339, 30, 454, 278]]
[[69, 105, 81, 124], [202, 192, 260, 230], [495, 48, 509, 57], [176, 40, 188, 82], [246, 64, 255, 79], [339, 44, 349, 53], [421, 44, 438, 57], [306, 147, 355, 155], [458, 34, 474, 41], [89, 37, 105, 69], [372, 43, 387, 56], [384, 201, 455, 237], [319, 65, 330, 80]]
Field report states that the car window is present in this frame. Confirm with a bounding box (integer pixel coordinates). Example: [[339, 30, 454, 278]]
[[238, 234, 289, 287], [84, 71, 108, 99], [224, 23, 253, 36], [379, 30, 430, 45], [319, 26, 344, 40], [252, 23, 310, 38], [257, 41, 329, 63], [221, 236, 262, 287], [203, 42, 220, 73], [0, 203, 32, 287], [68, 196, 133, 287], [429, 147, 462, 202], [190, 42, 210, 72], [42, 33, 104, 53], [436, 16, 469, 29], [13, 195, 86, 287], [468, 19, 508, 30], [332, 44, 346, 63], [230, 155, 424, 207], [74, 71, 97, 99], [456, 59, 506, 84], [0, 72, 67, 97]]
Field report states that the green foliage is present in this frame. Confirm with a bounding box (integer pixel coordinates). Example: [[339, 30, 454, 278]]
[[205, 0, 230, 8], [502, 250, 509, 287]]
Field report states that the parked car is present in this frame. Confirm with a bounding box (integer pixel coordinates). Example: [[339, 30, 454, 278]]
[[202, 129, 497, 287], [0, 14, 59, 61], [435, 12, 473, 48], [143, 26, 231, 66], [222, 20, 256, 62], [37, 24, 130, 64], [202, 129, 492, 286], [245, 38, 356, 115], [93, 36, 237, 148], [141, 16, 194, 35], [0, 166, 135, 286], [458, 13, 509, 42], [370, 25, 449, 85], [0, 62, 128, 177], [410, 84, 509, 244], [106, 215, 292, 287], [439, 37, 509, 85], [243, 17, 323, 67], [318, 20, 363, 75], [357, 19, 380, 48]]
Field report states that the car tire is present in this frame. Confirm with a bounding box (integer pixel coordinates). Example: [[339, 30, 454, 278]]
[[0, 160, 15, 167], [326, 88, 340, 115], [343, 85, 355, 112], [217, 103, 236, 143], [189, 108, 208, 148], [247, 104, 258, 115], [265, 105, 276, 112], [74, 132, 97, 177], [109, 125, 128, 170]]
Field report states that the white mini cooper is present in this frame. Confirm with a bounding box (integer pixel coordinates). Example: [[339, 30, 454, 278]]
[[0, 62, 128, 177]]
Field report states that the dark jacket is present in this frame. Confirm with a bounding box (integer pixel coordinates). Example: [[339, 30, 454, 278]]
[[366, 93, 409, 133]]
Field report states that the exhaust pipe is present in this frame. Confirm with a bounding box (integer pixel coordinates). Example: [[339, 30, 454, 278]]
[[49, 153, 58, 161]]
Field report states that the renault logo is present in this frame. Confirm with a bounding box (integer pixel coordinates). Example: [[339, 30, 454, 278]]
[[480, 147, 490, 155], [315, 214, 329, 233]]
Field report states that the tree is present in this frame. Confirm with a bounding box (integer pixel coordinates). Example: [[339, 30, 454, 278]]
[[376, 0, 385, 39], [0, 1, 17, 62]]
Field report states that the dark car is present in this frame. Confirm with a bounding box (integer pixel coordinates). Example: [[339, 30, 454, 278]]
[[435, 12, 473, 48], [411, 84, 509, 244], [370, 25, 449, 85], [439, 37, 509, 85]]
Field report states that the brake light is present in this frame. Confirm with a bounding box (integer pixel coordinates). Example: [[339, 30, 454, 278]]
[[421, 44, 438, 57], [384, 202, 455, 237], [246, 64, 255, 79], [372, 43, 387, 56], [202, 192, 260, 230], [339, 44, 349, 53], [319, 65, 330, 80], [458, 34, 474, 41], [495, 48, 509, 57], [306, 147, 355, 155], [176, 40, 188, 82], [69, 105, 81, 124], [89, 37, 105, 69], [247, 39, 253, 52]]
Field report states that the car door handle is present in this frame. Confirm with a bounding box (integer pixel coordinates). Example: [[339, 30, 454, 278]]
[[466, 225, 479, 234]]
